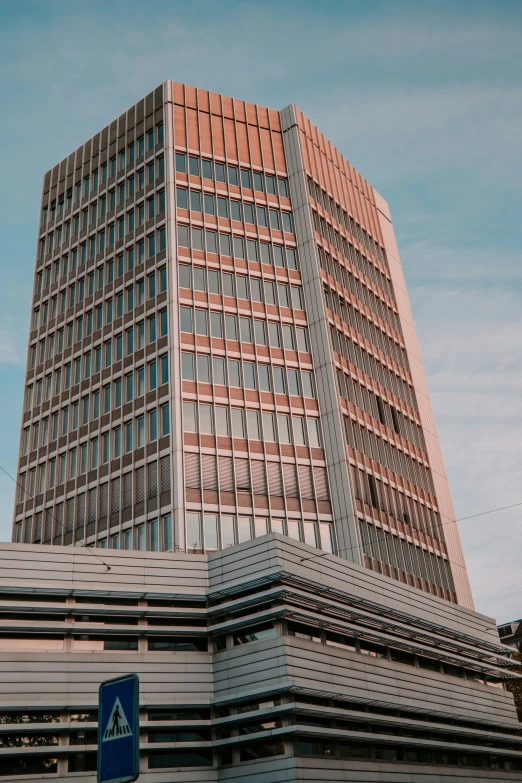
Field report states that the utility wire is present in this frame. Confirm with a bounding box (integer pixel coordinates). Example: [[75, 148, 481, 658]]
[[0, 465, 111, 571]]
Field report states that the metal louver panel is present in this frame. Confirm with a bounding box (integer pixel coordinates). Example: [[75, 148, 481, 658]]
[[267, 462, 283, 496], [298, 464, 314, 500], [202, 454, 218, 491], [251, 460, 267, 495], [111, 478, 120, 513], [99, 483, 108, 517], [122, 473, 132, 509], [313, 466, 329, 501], [66, 498, 75, 532], [283, 463, 298, 497], [43, 512, 52, 544], [135, 467, 145, 502], [160, 455, 171, 492], [53, 503, 63, 542], [34, 512, 42, 543], [148, 461, 158, 498], [234, 458, 250, 491], [77, 493, 86, 525], [88, 488, 97, 522], [184, 453, 200, 489], [218, 456, 234, 493]]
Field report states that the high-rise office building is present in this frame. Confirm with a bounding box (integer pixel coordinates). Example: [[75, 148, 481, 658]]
[[14, 80, 471, 607], [6, 81, 522, 782]]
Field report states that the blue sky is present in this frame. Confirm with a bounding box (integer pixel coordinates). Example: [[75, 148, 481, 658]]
[[0, 0, 521, 622]]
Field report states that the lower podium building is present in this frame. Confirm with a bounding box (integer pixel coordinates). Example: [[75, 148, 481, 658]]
[[0, 535, 520, 782]]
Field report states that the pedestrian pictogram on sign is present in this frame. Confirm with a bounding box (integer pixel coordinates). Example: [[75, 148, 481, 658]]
[[102, 697, 132, 741]]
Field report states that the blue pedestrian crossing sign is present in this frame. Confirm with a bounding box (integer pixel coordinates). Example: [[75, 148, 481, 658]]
[[98, 674, 139, 783]]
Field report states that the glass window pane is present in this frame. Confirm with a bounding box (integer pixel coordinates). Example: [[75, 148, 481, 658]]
[[199, 404, 214, 434], [261, 243, 272, 265], [244, 363, 256, 389], [210, 311, 223, 338], [186, 512, 201, 551], [190, 190, 202, 212], [179, 265, 191, 288], [206, 231, 218, 253], [197, 354, 210, 383], [180, 307, 193, 333], [273, 366, 285, 393], [262, 412, 276, 441], [236, 276, 248, 299], [193, 267, 206, 291], [277, 414, 291, 443], [293, 416, 306, 445], [221, 515, 235, 547], [243, 203, 255, 224], [195, 310, 208, 335], [220, 233, 231, 256], [228, 359, 241, 387], [183, 402, 197, 431], [247, 410, 261, 440], [212, 357, 226, 385], [231, 408, 245, 438], [223, 273, 235, 297], [215, 406, 229, 436], [258, 364, 271, 391], [181, 352, 195, 380], [238, 516, 252, 542], [251, 278, 263, 302], [208, 270, 220, 293], [204, 514, 218, 550]]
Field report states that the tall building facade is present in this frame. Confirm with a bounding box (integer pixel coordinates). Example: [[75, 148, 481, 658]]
[[13, 81, 472, 610]]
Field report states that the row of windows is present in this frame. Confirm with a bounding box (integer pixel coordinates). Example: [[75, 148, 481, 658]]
[[336, 367, 425, 453], [312, 206, 395, 304], [31, 291, 167, 372], [184, 512, 333, 554], [36, 225, 166, 295], [325, 285, 407, 374], [176, 152, 289, 198], [179, 263, 303, 308], [296, 737, 520, 771], [5, 740, 522, 776], [214, 620, 504, 689], [176, 186, 294, 233], [26, 310, 168, 411], [359, 519, 454, 596], [308, 176, 386, 267], [182, 352, 315, 398], [22, 357, 168, 454], [319, 245, 401, 341], [16, 457, 173, 545], [41, 123, 164, 224], [345, 411, 436, 499], [18, 406, 170, 495], [180, 308, 309, 351], [183, 450, 329, 509], [177, 224, 298, 269], [330, 322, 417, 414], [350, 455, 441, 544], [40, 187, 165, 261], [183, 401, 321, 448], [33, 264, 166, 331]]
